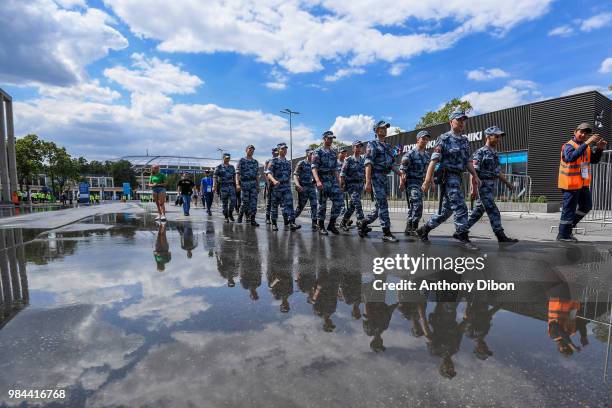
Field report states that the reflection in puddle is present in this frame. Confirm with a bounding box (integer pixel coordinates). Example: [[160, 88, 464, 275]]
[[0, 213, 611, 407]]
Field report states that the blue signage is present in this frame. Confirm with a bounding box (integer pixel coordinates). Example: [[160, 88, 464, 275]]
[[123, 182, 131, 198], [78, 182, 90, 204]]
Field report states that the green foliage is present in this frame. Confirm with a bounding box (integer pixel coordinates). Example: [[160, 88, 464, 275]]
[[415, 98, 473, 129], [15, 134, 44, 191], [535, 195, 547, 203], [110, 160, 138, 189]]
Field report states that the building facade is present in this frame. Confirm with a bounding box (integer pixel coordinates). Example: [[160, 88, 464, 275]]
[[0, 88, 18, 205]]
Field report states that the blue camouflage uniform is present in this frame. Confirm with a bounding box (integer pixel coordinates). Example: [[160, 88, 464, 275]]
[[425, 130, 471, 233], [312, 146, 343, 221], [294, 157, 317, 220], [466, 145, 503, 232], [340, 154, 366, 221], [364, 139, 395, 230], [400, 147, 430, 225], [266, 156, 295, 222], [214, 162, 236, 218], [237, 155, 259, 218]]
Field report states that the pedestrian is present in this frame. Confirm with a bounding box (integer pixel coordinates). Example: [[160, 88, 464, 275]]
[[312, 131, 343, 235], [399, 130, 431, 235], [336, 146, 350, 227], [338, 141, 366, 232], [466, 126, 518, 242], [236, 144, 260, 226], [358, 120, 399, 242], [266, 143, 301, 231], [177, 172, 195, 216], [149, 164, 167, 221], [417, 108, 481, 250], [200, 170, 214, 215], [556, 122, 607, 242], [213, 153, 237, 222], [264, 147, 279, 224], [293, 148, 318, 230]]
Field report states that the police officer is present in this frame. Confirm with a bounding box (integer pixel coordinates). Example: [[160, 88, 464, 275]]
[[339, 141, 365, 232], [266, 143, 301, 231], [399, 130, 431, 236], [213, 152, 237, 223], [312, 131, 344, 235], [466, 126, 518, 242], [417, 108, 481, 250], [556, 122, 607, 242], [264, 147, 279, 224], [359, 120, 398, 242], [294, 149, 318, 230], [236, 144, 260, 226]]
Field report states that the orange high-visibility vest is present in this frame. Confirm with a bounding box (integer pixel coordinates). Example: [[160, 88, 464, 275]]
[[547, 298, 580, 337], [558, 140, 591, 190]]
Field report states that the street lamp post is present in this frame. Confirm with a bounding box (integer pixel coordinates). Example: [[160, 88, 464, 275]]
[[280, 108, 300, 172]]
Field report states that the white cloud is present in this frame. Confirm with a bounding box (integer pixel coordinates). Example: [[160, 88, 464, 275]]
[[0, 0, 128, 86], [548, 25, 573, 36], [561, 85, 612, 97], [599, 57, 612, 74], [104, 53, 203, 95], [103, 0, 553, 74], [389, 63, 409, 76], [461, 80, 541, 114], [38, 80, 122, 103], [324, 68, 365, 82], [265, 67, 288, 90], [467, 68, 510, 81], [329, 115, 374, 140], [581, 12, 612, 32]]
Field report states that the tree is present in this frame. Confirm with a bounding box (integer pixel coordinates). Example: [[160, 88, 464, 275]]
[[41, 142, 80, 195], [15, 134, 44, 199], [110, 160, 137, 189], [415, 98, 473, 129], [308, 140, 350, 150]]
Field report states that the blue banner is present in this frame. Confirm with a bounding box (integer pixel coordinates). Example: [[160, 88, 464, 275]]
[[78, 182, 90, 204], [123, 182, 131, 198]]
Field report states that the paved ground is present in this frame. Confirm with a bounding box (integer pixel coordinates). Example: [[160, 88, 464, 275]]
[[0, 201, 611, 407]]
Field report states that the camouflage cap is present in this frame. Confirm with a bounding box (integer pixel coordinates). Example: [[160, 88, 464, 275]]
[[222, 153, 231, 158], [416, 130, 430, 139], [484, 126, 505, 136], [449, 107, 468, 121], [352, 140, 363, 146], [322, 130, 336, 139], [373, 120, 391, 130], [277, 142, 288, 149]]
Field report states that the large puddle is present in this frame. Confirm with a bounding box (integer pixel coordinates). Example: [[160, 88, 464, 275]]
[[0, 213, 611, 407]]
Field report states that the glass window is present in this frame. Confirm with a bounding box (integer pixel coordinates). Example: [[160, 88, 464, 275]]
[[499, 151, 528, 175]]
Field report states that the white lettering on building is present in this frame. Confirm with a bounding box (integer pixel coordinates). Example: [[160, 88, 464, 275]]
[[402, 131, 483, 152]]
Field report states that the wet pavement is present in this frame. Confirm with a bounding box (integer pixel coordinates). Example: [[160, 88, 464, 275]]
[[0, 210, 611, 407]]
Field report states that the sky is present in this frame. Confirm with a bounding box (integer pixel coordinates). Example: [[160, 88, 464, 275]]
[[1, 0, 611, 162]]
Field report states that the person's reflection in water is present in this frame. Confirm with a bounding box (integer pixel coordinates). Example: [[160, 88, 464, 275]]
[[362, 276, 397, 351], [463, 293, 500, 360], [312, 270, 340, 332], [547, 291, 588, 356], [295, 235, 316, 304], [339, 269, 362, 320], [177, 222, 198, 258], [239, 228, 262, 300], [421, 273, 465, 379], [153, 223, 171, 272], [204, 222, 215, 257], [397, 278, 427, 338], [216, 224, 239, 287], [267, 234, 294, 313]]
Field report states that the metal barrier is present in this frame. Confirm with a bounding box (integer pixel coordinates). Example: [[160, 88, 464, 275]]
[[268, 173, 532, 216], [586, 159, 612, 225]]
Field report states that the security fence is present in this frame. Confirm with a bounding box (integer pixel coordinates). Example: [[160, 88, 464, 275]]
[[259, 173, 533, 215], [586, 152, 612, 225]]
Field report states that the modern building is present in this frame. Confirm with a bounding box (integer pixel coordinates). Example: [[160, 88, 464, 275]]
[[0, 88, 18, 205]]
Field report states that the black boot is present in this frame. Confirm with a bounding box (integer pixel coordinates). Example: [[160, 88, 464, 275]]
[[339, 218, 349, 232], [495, 229, 518, 243], [357, 219, 369, 237], [250, 215, 259, 227], [328, 218, 340, 235], [312, 220, 318, 230], [289, 220, 301, 231], [411, 221, 419, 236], [266, 215, 271, 225], [404, 221, 413, 236], [382, 228, 398, 242], [283, 216, 289, 226], [228, 212, 235, 222], [416, 224, 432, 242], [237, 211, 243, 224], [318, 219, 328, 235], [271, 221, 279, 231], [452, 231, 478, 250]]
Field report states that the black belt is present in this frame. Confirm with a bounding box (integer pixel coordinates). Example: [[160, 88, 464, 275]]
[[318, 171, 334, 176], [220, 182, 235, 186], [241, 177, 256, 181], [479, 176, 498, 180]]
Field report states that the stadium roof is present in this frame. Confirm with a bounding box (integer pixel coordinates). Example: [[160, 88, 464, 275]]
[[116, 155, 237, 168]]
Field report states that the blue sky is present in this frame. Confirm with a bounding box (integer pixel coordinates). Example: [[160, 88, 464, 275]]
[[1, 0, 610, 161]]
